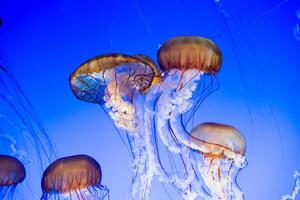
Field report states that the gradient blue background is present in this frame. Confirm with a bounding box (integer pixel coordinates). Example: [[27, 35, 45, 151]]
[[0, 0, 300, 199]]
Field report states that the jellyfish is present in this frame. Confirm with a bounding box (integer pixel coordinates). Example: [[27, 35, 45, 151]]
[[138, 36, 225, 199], [41, 154, 109, 200], [69, 53, 163, 199], [154, 36, 222, 155], [0, 155, 26, 200], [189, 122, 246, 200]]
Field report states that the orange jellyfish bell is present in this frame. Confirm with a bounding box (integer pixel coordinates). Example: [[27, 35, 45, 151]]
[[41, 154, 110, 200], [157, 36, 222, 74], [41, 155, 102, 194], [190, 122, 246, 158], [0, 155, 26, 186], [189, 123, 246, 199], [70, 53, 161, 104]]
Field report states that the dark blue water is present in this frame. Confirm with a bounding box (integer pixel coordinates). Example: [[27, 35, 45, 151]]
[[0, 0, 300, 199]]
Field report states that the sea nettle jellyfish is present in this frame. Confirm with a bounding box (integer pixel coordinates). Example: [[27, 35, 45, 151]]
[[154, 36, 222, 155], [139, 36, 224, 199], [69, 54, 162, 199], [0, 155, 26, 200], [190, 123, 246, 200], [41, 155, 109, 200]]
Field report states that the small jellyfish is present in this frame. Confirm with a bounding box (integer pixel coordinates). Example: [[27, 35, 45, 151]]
[[0, 155, 26, 200], [189, 122, 246, 200], [41, 155, 109, 200]]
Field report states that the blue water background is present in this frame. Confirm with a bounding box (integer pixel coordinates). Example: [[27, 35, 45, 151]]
[[1, 0, 300, 199]]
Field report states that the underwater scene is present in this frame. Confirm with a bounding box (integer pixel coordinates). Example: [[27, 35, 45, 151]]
[[0, 0, 300, 199]]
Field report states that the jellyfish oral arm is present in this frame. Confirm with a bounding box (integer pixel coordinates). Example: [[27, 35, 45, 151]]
[[197, 157, 244, 200], [154, 69, 201, 154], [148, 69, 213, 199]]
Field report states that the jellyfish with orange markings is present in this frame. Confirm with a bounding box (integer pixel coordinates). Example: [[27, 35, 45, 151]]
[[154, 36, 223, 156], [41, 155, 109, 200], [189, 123, 246, 200], [0, 155, 26, 200], [69, 54, 163, 199], [137, 36, 225, 199]]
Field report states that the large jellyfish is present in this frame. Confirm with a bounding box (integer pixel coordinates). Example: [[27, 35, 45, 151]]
[[142, 36, 227, 199], [41, 154, 109, 200], [69, 54, 162, 199], [0, 155, 26, 200], [189, 122, 246, 200], [154, 36, 223, 156]]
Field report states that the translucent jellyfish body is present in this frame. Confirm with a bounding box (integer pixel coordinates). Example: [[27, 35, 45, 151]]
[[189, 123, 246, 200], [41, 155, 109, 200], [70, 54, 162, 199], [0, 155, 26, 200], [145, 36, 224, 199], [154, 36, 223, 155]]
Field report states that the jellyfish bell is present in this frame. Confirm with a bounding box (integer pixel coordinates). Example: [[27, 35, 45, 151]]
[[190, 122, 246, 159], [157, 36, 222, 74], [70, 53, 160, 102], [0, 155, 26, 186], [0, 155, 26, 199], [41, 154, 109, 200], [69, 53, 161, 133], [189, 122, 247, 200]]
